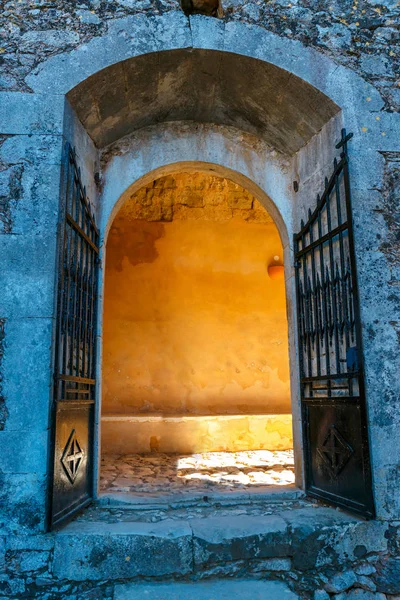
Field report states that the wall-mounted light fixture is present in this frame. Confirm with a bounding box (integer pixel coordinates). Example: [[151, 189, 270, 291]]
[[267, 255, 284, 280]]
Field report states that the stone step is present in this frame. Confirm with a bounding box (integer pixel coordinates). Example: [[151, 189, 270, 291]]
[[114, 580, 300, 600], [51, 505, 375, 582]]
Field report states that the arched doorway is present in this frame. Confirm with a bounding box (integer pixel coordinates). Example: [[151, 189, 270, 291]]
[[100, 170, 294, 496], [47, 35, 376, 525]]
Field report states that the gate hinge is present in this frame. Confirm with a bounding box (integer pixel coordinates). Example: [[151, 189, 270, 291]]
[[336, 129, 353, 150]]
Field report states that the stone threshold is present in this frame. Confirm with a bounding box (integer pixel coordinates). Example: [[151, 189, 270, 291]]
[[52, 505, 367, 582], [97, 484, 305, 509]]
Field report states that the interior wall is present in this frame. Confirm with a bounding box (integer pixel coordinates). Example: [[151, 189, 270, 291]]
[[64, 99, 100, 218], [102, 173, 291, 431]]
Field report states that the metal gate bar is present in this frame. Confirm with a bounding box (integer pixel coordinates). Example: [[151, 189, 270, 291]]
[[49, 145, 99, 529], [294, 130, 374, 518]]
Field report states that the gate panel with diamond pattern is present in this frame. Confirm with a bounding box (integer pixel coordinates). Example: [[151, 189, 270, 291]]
[[49, 145, 99, 529], [294, 130, 374, 518]]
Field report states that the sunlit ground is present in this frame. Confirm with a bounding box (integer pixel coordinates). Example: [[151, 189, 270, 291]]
[[101, 450, 295, 495]]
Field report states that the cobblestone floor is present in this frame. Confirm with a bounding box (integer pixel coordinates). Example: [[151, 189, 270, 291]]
[[100, 449, 295, 495]]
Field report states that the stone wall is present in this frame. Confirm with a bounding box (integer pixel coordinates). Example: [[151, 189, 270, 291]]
[[1, 0, 399, 112], [0, 98, 66, 533], [0, 0, 399, 586]]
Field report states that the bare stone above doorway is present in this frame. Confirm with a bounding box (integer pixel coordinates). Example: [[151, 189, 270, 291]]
[[119, 172, 273, 224]]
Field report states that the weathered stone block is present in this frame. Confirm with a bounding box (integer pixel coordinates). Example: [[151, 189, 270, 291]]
[[0, 165, 24, 234], [152, 12, 192, 53], [53, 520, 193, 580], [250, 557, 292, 572], [10, 163, 62, 236], [356, 575, 377, 592], [227, 191, 253, 209], [0, 92, 64, 135], [325, 570, 358, 593], [0, 430, 49, 474], [0, 236, 57, 318], [355, 564, 376, 576], [189, 14, 225, 51], [0, 135, 63, 167], [335, 520, 389, 561], [191, 515, 289, 568], [7, 535, 54, 551], [280, 507, 357, 570], [314, 591, 330, 600], [76, 9, 102, 24], [0, 576, 26, 596], [0, 473, 47, 532], [0, 538, 5, 573], [360, 55, 394, 78], [14, 550, 50, 573], [374, 558, 400, 594], [177, 190, 204, 207], [346, 590, 386, 600], [1, 317, 53, 433], [21, 29, 79, 50], [0, 165, 23, 199]]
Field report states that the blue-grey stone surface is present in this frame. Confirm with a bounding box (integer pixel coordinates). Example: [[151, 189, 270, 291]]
[[114, 579, 300, 600]]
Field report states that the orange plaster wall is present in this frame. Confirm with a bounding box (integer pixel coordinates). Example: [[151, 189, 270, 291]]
[[102, 183, 291, 417]]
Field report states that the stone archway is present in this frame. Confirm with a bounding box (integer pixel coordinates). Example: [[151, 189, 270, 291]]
[[26, 13, 383, 116], [2, 6, 400, 598], [41, 14, 393, 525]]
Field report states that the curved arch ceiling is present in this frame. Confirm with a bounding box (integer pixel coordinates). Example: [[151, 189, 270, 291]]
[[67, 49, 339, 155]]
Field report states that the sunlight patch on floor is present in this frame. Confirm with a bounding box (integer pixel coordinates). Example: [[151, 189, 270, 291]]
[[101, 450, 295, 494]]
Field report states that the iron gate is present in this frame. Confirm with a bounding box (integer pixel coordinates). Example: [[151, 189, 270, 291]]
[[49, 145, 99, 529], [294, 130, 374, 518]]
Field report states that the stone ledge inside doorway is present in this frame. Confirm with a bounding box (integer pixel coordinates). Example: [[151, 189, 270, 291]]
[[101, 414, 294, 454]]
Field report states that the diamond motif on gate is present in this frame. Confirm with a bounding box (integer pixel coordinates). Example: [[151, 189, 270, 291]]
[[317, 425, 354, 478], [61, 430, 84, 484]]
